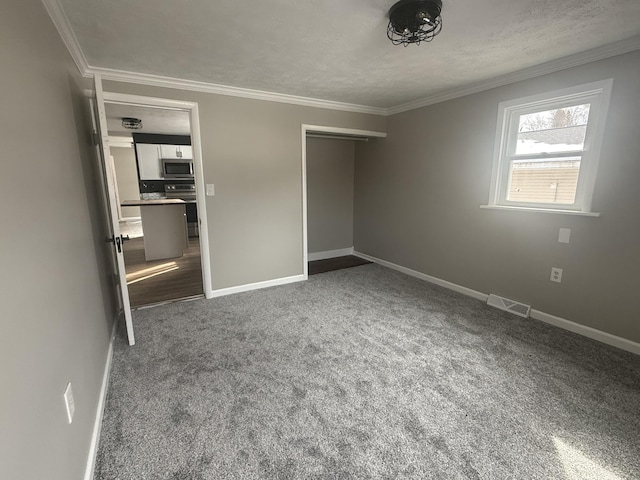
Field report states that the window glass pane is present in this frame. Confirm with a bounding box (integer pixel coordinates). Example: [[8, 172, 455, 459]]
[[507, 157, 581, 204], [515, 104, 590, 155]]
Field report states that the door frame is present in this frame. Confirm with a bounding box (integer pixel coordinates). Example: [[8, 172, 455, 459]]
[[301, 124, 386, 278], [100, 90, 213, 299]]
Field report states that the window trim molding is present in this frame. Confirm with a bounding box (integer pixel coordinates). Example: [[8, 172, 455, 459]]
[[487, 79, 613, 214], [479, 204, 600, 217]]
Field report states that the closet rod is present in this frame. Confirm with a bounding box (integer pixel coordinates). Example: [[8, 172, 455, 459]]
[[306, 133, 369, 142]]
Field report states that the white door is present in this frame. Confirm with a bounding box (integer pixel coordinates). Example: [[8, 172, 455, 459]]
[[91, 74, 136, 346]]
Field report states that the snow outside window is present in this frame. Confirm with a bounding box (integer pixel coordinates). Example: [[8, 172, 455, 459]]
[[487, 79, 613, 213]]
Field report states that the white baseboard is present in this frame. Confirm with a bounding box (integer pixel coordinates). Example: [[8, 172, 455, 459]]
[[354, 251, 488, 302], [530, 310, 640, 355], [308, 247, 354, 261], [209, 274, 306, 298], [84, 318, 117, 480], [353, 251, 640, 356]]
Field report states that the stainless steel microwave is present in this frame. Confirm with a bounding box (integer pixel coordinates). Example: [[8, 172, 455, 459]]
[[162, 158, 193, 178]]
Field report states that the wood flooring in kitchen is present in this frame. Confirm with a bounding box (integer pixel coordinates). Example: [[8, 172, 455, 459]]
[[123, 236, 204, 308]]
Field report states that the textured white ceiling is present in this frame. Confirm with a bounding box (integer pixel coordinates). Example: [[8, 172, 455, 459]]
[[105, 103, 190, 135], [59, 0, 640, 109]]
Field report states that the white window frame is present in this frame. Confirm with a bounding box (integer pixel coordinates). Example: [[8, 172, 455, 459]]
[[485, 79, 613, 215]]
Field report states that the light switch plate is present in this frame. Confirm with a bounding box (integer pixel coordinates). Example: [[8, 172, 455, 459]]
[[558, 228, 571, 244], [206, 184, 215, 196]]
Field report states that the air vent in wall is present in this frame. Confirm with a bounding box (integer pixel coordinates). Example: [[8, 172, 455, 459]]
[[487, 294, 531, 318]]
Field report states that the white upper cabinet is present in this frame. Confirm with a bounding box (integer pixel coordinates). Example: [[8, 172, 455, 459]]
[[180, 145, 193, 159], [136, 144, 162, 180], [160, 144, 192, 159]]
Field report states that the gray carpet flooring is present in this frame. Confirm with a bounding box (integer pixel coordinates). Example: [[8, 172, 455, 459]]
[[94, 264, 640, 479]]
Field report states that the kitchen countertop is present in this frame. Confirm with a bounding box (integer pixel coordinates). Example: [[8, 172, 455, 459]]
[[121, 199, 186, 207]]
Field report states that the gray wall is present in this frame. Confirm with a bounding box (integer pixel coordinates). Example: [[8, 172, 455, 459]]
[[354, 51, 640, 344], [101, 80, 386, 290], [307, 138, 355, 254], [0, 1, 116, 479], [111, 146, 141, 218]]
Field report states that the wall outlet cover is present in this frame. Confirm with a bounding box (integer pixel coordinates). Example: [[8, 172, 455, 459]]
[[550, 267, 563, 283]]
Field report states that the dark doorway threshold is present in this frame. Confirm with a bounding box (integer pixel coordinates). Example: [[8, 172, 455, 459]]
[[308, 255, 373, 275]]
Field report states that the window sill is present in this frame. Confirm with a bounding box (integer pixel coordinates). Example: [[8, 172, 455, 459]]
[[480, 205, 600, 217]]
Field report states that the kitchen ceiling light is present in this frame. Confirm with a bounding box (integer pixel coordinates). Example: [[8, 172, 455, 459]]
[[387, 0, 443, 46], [121, 117, 143, 129]]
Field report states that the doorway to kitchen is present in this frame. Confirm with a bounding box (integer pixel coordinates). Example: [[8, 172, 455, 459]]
[[103, 93, 211, 308]]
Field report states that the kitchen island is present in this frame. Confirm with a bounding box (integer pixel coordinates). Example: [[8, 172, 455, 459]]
[[121, 199, 188, 261]]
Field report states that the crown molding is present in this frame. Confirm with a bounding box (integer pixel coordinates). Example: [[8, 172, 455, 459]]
[[88, 66, 388, 116], [388, 35, 640, 115], [41, 0, 89, 75]]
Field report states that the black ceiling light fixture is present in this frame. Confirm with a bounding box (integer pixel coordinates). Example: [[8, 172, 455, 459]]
[[387, 0, 443, 46], [121, 117, 143, 129]]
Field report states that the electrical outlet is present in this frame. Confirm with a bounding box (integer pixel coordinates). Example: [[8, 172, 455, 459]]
[[206, 184, 215, 196], [63, 382, 75, 424], [550, 267, 563, 283]]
